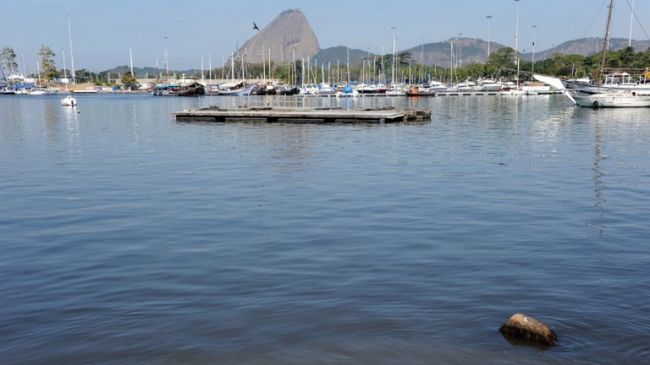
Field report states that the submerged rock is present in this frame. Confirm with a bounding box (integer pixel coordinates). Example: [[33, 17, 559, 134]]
[[499, 313, 557, 346]]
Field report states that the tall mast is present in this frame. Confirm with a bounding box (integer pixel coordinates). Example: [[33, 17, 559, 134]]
[[230, 52, 234, 80], [514, 0, 521, 89], [627, 0, 635, 47], [62, 50, 67, 83], [449, 40, 453, 82], [67, 16, 76, 84], [420, 37, 424, 84], [301, 58, 305, 88], [129, 48, 134, 77], [208, 53, 212, 81], [346, 47, 350, 84], [599, 0, 616, 84], [241, 51, 245, 81], [391, 27, 396, 85], [201, 53, 205, 84], [486, 15, 493, 58], [62, 50, 69, 92], [328, 61, 331, 84], [163, 36, 169, 79]]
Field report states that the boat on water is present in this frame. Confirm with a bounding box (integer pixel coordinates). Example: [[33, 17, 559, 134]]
[[405, 85, 436, 97], [385, 85, 406, 96], [563, 71, 650, 94], [476, 79, 502, 92], [61, 95, 77, 107], [27, 87, 58, 96], [335, 84, 359, 97], [555, 0, 650, 108], [570, 89, 650, 108], [427, 80, 448, 92], [153, 80, 205, 96], [275, 85, 300, 95], [357, 83, 388, 94], [454, 80, 477, 92], [216, 84, 254, 96]]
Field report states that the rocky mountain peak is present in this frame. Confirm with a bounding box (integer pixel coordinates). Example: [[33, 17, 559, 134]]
[[236, 9, 319, 63]]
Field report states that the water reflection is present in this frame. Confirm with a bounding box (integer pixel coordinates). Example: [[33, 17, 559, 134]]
[[63, 105, 82, 162]]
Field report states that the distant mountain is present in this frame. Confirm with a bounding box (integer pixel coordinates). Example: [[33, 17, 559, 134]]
[[312, 46, 373, 66], [100, 34, 650, 76], [101, 65, 200, 78], [406, 38, 507, 68], [236, 9, 319, 63], [522, 37, 650, 60], [102, 65, 158, 77]]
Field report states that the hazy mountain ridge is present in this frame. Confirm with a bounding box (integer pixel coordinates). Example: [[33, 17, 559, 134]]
[[312, 46, 373, 66], [521, 37, 650, 60]]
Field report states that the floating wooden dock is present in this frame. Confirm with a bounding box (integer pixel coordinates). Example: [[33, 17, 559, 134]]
[[173, 107, 431, 124]]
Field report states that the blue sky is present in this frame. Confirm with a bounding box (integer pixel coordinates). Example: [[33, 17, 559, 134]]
[[1, 0, 648, 72]]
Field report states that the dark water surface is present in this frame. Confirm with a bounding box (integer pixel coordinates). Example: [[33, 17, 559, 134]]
[[1, 94, 649, 364]]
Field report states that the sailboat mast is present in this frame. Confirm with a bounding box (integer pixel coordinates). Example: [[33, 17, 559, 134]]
[[201, 53, 205, 84], [449, 40, 453, 82], [129, 48, 134, 77], [67, 16, 76, 84], [515, 0, 520, 89], [599, 0, 616, 83], [346, 47, 350, 84], [628, 0, 635, 47], [391, 27, 396, 85], [301, 58, 305, 88], [62, 50, 67, 81], [241, 51, 245, 81]]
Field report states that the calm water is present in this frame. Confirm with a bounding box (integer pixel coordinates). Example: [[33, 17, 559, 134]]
[[1, 94, 649, 364]]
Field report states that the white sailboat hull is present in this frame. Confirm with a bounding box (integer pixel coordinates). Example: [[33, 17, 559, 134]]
[[61, 95, 77, 106], [571, 91, 650, 108]]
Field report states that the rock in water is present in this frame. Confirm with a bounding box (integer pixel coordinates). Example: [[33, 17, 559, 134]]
[[236, 9, 319, 64], [499, 313, 557, 346]]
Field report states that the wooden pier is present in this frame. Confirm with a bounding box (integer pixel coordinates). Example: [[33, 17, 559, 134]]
[[173, 107, 431, 124]]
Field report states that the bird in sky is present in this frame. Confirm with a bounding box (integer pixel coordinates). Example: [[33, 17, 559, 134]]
[[253, 22, 259, 31]]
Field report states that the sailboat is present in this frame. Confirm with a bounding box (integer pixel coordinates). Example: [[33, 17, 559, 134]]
[[60, 21, 77, 107], [60, 65, 77, 106], [565, 0, 650, 107]]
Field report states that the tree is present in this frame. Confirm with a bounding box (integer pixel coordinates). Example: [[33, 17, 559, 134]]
[[0, 47, 18, 76], [120, 71, 138, 90], [38, 45, 57, 81], [485, 47, 516, 78]]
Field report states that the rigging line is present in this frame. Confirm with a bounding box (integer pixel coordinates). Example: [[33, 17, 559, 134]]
[[537, 0, 599, 49], [625, 0, 650, 40]]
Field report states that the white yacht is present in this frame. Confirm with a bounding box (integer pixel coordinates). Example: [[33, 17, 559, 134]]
[[476, 79, 502, 92]]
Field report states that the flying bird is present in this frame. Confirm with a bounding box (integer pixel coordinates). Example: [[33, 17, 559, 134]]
[[253, 22, 259, 31]]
